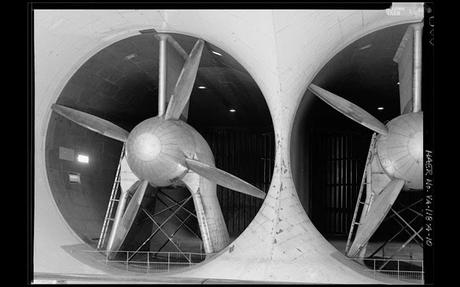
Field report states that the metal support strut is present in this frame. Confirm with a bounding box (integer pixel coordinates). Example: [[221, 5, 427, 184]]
[[158, 34, 168, 117]]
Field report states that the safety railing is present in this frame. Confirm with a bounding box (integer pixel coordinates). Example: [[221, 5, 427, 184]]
[[353, 257, 424, 282], [82, 249, 424, 281], [82, 250, 216, 273]]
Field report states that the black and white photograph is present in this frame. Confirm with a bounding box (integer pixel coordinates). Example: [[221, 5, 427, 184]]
[[28, 2, 435, 284]]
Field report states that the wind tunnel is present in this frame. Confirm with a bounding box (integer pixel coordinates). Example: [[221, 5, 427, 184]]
[[45, 32, 274, 258], [291, 23, 423, 253]]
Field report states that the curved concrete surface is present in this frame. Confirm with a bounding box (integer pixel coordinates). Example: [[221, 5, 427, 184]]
[[34, 6, 423, 283]]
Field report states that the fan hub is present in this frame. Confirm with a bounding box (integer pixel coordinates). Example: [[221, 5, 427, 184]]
[[126, 117, 197, 186], [131, 132, 162, 161], [376, 112, 423, 190]]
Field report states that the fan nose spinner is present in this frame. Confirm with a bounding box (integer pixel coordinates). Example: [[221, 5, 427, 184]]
[[131, 133, 162, 161], [126, 117, 194, 187]]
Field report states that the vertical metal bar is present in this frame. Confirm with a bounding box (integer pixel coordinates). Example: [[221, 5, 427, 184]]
[[413, 24, 422, 113], [344, 135, 348, 233], [421, 257, 424, 280], [339, 135, 342, 233], [336, 135, 340, 233], [243, 131, 247, 228], [237, 130, 241, 232], [325, 135, 329, 233], [329, 135, 333, 233], [158, 34, 168, 117], [347, 135, 350, 232], [338, 135, 341, 233], [234, 130, 239, 233], [373, 258, 376, 279], [263, 134, 267, 192], [334, 135, 338, 233], [147, 251, 150, 271], [328, 135, 332, 234], [340, 135, 344, 233], [397, 260, 400, 280], [168, 252, 170, 272], [335, 135, 338, 233]]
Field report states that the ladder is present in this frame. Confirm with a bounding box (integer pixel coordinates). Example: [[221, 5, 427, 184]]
[[96, 144, 126, 250], [345, 133, 378, 254]]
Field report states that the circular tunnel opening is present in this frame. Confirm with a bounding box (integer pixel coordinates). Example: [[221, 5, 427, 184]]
[[45, 32, 274, 270], [291, 23, 423, 262]]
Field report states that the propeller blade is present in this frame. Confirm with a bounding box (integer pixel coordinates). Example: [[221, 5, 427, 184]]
[[164, 40, 204, 120], [107, 180, 149, 257], [185, 158, 266, 199], [51, 104, 129, 142], [105, 180, 141, 253], [308, 84, 388, 135], [347, 178, 405, 257]]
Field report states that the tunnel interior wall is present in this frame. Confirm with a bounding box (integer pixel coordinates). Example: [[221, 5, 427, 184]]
[[45, 113, 122, 246], [200, 127, 274, 237], [291, 99, 371, 238]]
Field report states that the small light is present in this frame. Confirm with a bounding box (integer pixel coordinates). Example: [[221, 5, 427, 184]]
[[198, 86, 207, 89], [77, 154, 89, 164], [68, 173, 81, 184], [229, 109, 236, 113], [397, 82, 400, 85], [124, 53, 136, 60], [377, 107, 384, 111], [359, 44, 372, 50], [211, 51, 222, 56]]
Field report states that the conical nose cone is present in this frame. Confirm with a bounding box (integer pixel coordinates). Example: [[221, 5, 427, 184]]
[[131, 133, 162, 161], [376, 112, 423, 189], [126, 117, 195, 186]]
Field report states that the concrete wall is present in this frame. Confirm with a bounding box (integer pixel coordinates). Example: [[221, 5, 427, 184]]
[[34, 6, 423, 282]]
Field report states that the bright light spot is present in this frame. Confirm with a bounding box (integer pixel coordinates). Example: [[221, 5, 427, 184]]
[[198, 86, 207, 89], [125, 53, 136, 60], [397, 82, 400, 85], [229, 109, 236, 113], [377, 107, 384, 110], [77, 154, 89, 164], [359, 44, 372, 50], [68, 173, 81, 184], [211, 51, 222, 56]]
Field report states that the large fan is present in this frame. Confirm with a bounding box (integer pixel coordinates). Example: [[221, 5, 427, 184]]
[[51, 32, 266, 258], [307, 23, 423, 257]]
